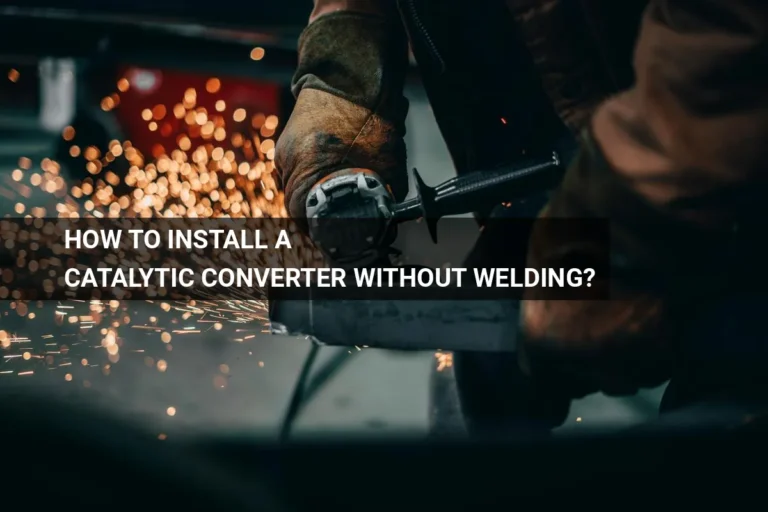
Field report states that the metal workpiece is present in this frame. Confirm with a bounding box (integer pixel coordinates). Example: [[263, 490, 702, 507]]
[[269, 299, 520, 352]]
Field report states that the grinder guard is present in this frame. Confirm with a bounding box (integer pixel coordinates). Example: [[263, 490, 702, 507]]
[[306, 172, 397, 268]]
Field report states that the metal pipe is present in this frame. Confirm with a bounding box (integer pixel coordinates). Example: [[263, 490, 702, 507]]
[[269, 299, 519, 352]]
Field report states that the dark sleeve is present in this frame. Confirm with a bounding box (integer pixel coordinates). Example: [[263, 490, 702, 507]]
[[295, 1, 410, 129]]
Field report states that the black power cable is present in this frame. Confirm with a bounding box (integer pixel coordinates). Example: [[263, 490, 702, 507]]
[[278, 341, 321, 442], [278, 342, 358, 442]]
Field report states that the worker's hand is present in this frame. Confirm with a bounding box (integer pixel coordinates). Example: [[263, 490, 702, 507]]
[[274, 7, 410, 227], [516, 138, 688, 397], [276, 89, 409, 224], [519, 287, 676, 397]]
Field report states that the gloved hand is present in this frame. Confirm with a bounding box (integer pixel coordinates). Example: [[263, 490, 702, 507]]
[[275, 6, 411, 229], [518, 131, 683, 397]]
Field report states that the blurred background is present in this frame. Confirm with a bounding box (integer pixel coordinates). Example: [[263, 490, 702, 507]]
[[0, 1, 664, 441]]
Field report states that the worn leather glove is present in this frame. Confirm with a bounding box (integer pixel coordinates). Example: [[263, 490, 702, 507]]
[[275, 8, 411, 227], [518, 130, 695, 397]]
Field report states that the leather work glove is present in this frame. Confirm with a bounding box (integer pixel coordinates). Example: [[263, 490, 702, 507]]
[[275, 4, 411, 229], [518, 134, 681, 398], [517, 126, 736, 399]]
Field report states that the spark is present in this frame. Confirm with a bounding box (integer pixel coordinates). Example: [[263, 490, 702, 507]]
[[435, 351, 453, 372], [0, 68, 322, 385], [250, 47, 265, 61]]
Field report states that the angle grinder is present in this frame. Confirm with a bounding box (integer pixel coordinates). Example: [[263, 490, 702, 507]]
[[305, 152, 562, 267]]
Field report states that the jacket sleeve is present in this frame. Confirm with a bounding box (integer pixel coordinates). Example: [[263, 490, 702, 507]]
[[593, 0, 768, 238], [275, 1, 411, 220], [519, 0, 768, 396]]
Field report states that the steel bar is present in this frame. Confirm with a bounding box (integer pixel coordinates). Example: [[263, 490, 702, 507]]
[[269, 299, 519, 352]]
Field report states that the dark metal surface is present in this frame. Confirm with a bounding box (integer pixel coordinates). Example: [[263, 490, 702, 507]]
[[270, 299, 519, 352], [0, 2, 309, 33], [0, 15, 299, 82]]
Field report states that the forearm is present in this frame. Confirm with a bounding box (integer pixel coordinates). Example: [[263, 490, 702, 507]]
[[547, 0, 768, 259], [309, 0, 391, 22], [591, 0, 768, 266], [295, 2, 409, 114]]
